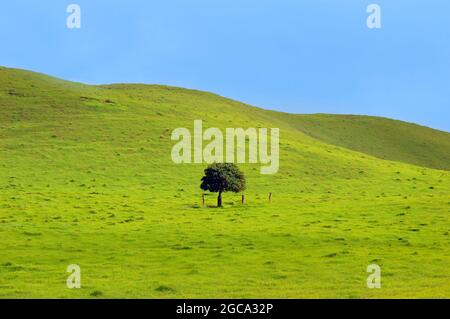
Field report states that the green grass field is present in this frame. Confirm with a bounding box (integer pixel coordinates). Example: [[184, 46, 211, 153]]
[[1, 67, 449, 298]]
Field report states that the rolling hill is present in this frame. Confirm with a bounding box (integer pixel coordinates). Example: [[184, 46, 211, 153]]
[[1, 66, 449, 298], [289, 114, 450, 171]]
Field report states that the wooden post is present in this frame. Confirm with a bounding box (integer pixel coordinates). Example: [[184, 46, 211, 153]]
[[202, 194, 205, 207], [269, 192, 272, 203], [241, 195, 245, 205]]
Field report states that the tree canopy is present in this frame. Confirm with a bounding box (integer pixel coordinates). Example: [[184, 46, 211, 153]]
[[200, 163, 246, 207]]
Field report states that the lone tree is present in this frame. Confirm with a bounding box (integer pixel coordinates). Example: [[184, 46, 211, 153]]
[[200, 163, 246, 207]]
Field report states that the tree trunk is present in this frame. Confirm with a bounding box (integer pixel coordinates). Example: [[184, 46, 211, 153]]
[[217, 191, 223, 207]]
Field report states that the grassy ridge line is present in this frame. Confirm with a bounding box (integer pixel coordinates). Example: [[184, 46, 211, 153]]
[[2, 66, 449, 171], [286, 114, 450, 171]]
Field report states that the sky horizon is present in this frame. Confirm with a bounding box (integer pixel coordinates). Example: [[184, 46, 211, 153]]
[[1, 0, 449, 131], [3, 63, 450, 134]]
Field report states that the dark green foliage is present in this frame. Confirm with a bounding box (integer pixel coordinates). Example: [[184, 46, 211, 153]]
[[200, 163, 246, 207]]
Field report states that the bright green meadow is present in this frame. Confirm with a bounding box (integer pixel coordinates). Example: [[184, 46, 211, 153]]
[[1, 67, 449, 298]]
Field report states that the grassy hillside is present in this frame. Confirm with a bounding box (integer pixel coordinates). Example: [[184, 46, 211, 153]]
[[1, 67, 450, 298], [287, 114, 450, 171]]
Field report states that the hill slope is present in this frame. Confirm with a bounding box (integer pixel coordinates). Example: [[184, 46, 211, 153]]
[[1, 67, 450, 298], [287, 114, 450, 171]]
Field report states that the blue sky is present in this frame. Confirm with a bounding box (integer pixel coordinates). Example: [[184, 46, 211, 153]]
[[1, 0, 449, 131]]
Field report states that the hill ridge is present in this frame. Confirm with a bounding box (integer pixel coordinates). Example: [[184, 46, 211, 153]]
[[1, 66, 449, 171]]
